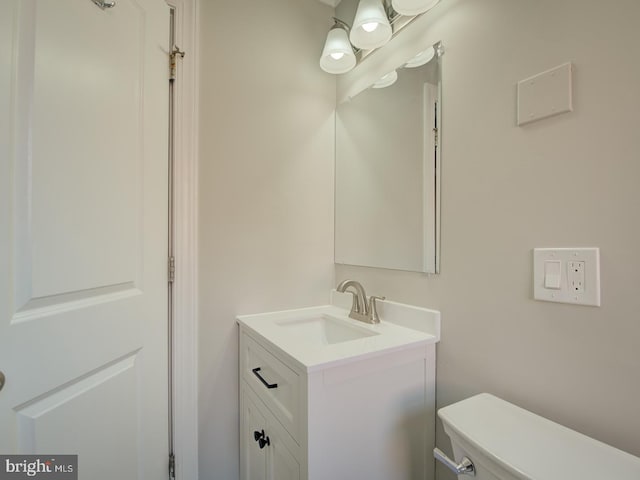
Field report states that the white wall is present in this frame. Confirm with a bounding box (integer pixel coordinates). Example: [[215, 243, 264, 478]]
[[334, 0, 640, 478], [197, 0, 335, 478]]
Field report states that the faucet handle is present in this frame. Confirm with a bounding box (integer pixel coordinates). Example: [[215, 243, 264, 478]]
[[342, 289, 360, 315], [368, 296, 385, 323]]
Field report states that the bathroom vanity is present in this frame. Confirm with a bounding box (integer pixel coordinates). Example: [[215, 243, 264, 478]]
[[237, 295, 440, 480]]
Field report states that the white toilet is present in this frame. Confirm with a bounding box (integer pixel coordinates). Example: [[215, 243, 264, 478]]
[[436, 393, 640, 479]]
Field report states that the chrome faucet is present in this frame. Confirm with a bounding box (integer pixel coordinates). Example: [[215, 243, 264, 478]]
[[336, 280, 385, 324]]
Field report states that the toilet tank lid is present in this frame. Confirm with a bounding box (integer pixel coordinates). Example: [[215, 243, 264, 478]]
[[438, 393, 640, 480]]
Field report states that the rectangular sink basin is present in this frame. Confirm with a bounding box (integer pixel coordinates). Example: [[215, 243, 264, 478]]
[[275, 314, 379, 346]]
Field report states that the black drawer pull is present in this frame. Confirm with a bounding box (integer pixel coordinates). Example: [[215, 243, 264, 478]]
[[252, 367, 278, 389]]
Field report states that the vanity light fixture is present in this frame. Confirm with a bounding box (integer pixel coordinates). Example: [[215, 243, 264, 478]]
[[371, 70, 398, 88], [350, 0, 393, 50], [391, 0, 440, 16], [320, 18, 357, 74], [320, 1, 443, 75]]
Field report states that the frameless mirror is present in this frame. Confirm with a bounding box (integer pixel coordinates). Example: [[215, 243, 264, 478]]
[[335, 41, 442, 273]]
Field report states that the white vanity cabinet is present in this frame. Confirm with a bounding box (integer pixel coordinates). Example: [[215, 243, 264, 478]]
[[240, 333, 302, 480], [238, 303, 439, 480]]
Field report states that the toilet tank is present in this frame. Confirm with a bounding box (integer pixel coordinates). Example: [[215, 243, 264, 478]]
[[438, 393, 640, 480]]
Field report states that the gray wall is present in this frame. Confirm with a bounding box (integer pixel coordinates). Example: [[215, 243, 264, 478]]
[[197, 0, 335, 478], [335, 0, 640, 478]]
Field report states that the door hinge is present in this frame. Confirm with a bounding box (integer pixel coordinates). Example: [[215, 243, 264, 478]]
[[168, 453, 176, 479], [169, 46, 185, 81], [433, 127, 439, 147], [168, 256, 175, 284]]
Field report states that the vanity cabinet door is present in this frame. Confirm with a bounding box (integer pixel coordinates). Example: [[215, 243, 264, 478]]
[[270, 435, 299, 480], [241, 384, 300, 480], [241, 386, 268, 480]]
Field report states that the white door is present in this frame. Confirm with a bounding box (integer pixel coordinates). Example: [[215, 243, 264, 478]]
[[0, 0, 170, 478]]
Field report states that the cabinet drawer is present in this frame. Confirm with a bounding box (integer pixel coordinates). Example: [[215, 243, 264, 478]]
[[241, 332, 301, 442]]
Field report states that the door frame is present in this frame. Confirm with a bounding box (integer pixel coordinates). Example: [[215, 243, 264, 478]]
[[166, 0, 199, 478]]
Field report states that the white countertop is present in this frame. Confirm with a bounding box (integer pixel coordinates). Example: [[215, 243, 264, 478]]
[[237, 299, 440, 372]]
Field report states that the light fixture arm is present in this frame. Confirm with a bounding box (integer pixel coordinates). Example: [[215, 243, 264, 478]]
[[382, 0, 401, 21], [331, 17, 352, 32]]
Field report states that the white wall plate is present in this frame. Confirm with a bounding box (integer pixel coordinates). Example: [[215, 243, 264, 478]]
[[533, 248, 600, 306], [517, 63, 573, 126]]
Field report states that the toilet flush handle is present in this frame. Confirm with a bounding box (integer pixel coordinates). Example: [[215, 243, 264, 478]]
[[434, 448, 475, 476]]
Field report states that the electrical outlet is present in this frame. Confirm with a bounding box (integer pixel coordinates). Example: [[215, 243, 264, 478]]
[[567, 261, 585, 293]]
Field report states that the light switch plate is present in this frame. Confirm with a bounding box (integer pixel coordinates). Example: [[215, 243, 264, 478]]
[[517, 63, 573, 126], [533, 248, 600, 306]]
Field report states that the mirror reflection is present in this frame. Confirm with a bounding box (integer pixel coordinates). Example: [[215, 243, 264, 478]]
[[335, 41, 442, 273]]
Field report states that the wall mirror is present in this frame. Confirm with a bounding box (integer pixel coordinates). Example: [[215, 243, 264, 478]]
[[335, 41, 442, 273]]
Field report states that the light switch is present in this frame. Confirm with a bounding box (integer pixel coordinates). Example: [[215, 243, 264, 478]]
[[544, 260, 561, 289]]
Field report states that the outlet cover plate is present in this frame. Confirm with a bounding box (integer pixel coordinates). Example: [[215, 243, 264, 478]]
[[533, 248, 600, 306]]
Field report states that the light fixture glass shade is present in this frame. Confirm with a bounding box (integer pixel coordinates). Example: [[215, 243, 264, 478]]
[[350, 0, 392, 50], [320, 27, 356, 74], [404, 46, 435, 68], [372, 70, 398, 88], [391, 0, 440, 16]]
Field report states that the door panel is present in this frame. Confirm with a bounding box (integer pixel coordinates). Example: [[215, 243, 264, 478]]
[[15, 355, 139, 472], [17, 0, 144, 305], [0, 0, 170, 478]]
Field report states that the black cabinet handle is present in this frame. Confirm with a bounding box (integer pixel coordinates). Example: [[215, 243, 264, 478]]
[[252, 367, 278, 389], [253, 429, 270, 449], [258, 436, 270, 449]]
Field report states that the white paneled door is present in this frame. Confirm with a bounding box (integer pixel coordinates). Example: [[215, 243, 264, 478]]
[[0, 0, 170, 478]]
